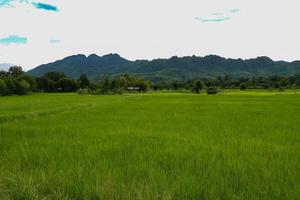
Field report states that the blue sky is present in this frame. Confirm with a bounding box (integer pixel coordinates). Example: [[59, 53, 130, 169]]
[[0, 0, 300, 69]]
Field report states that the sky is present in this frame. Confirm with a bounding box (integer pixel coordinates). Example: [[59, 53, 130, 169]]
[[0, 0, 300, 70]]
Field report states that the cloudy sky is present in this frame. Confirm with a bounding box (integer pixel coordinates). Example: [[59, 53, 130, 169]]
[[0, 0, 300, 70]]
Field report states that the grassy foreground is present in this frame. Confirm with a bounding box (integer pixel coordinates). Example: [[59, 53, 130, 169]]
[[0, 91, 299, 199]]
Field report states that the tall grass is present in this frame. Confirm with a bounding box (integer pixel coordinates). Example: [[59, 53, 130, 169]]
[[0, 92, 299, 199]]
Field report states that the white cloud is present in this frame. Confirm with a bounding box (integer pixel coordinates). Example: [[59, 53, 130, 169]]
[[0, 0, 300, 70]]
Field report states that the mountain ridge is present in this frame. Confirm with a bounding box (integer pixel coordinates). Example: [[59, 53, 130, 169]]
[[27, 54, 300, 81]]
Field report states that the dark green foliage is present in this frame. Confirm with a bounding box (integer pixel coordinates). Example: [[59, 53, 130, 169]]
[[57, 78, 78, 92], [0, 70, 9, 79], [36, 77, 56, 92], [44, 72, 66, 82], [3, 63, 300, 96], [36, 72, 78, 93], [0, 67, 34, 95], [78, 74, 90, 88], [77, 88, 92, 95], [101, 77, 111, 94], [0, 79, 7, 95], [278, 87, 285, 92], [137, 80, 150, 92], [240, 83, 248, 90], [17, 74, 37, 91], [207, 87, 218, 95], [151, 74, 300, 91], [91, 75, 149, 95], [4, 79, 17, 95], [15, 80, 30, 95], [192, 80, 204, 94], [9, 66, 24, 77]]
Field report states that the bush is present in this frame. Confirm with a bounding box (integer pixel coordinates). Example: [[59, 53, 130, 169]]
[[58, 78, 78, 92], [138, 80, 150, 92], [278, 87, 285, 92], [240, 83, 247, 90], [207, 87, 218, 95], [15, 80, 30, 95], [4, 79, 16, 95], [36, 77, 56, 92], [92, 89, 104, 95], [18, 75, 37, 91], [77, 88, 91, 95]]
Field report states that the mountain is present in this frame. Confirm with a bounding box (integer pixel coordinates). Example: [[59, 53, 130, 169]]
[[0, 63, 14, 71], [28, 54, 300, 81], [28, 54, 130, 79]]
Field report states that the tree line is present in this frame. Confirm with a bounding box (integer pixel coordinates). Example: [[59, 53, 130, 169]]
[[1, 66, 300, 96], [153, 74, 300, 92], [0, 66, 150, 96]]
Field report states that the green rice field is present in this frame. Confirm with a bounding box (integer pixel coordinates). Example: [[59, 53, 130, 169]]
[[0, 90, 299, 199]]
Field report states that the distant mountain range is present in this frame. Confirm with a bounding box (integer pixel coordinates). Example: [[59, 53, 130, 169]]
[[0, 63, 14, 71], [27, 54, 300, 81]]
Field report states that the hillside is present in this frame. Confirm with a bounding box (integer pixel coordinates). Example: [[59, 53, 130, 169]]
[[28, 54, 300, 81]]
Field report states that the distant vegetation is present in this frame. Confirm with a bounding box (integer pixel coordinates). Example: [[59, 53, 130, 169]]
[[27, 54, 300, 81], [153, 74, 300, 91], [0, 67, 150, 96], [0, 66, 36, 96], [2, 66, 300, 96]]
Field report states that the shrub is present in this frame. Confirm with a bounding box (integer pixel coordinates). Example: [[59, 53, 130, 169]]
[[4, 79, 16, 95], [18, 75, 37, 91], [240, 83, 247, 90], [77, 88, 91, 95], [58, 78, 78, 92], [15, 80, 30, 95], [192, 80, 204, 94], [138, 80, 150, 92], [207, 87, 218, 95], [92, 89, 104, 95]]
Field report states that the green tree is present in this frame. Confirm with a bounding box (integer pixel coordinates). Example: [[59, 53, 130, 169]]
[[58, 78, 78, 92], [109, 80, 117, 89], [172, 82, 179, 90], [44, 72, 66, 82], [0, 79, 7, 95], [18, 74, 37, 91], [102, 78, 110, 93], [15, 80, 30, 95], [36, 77, 56, 92], [207, 87, 218, 95], [4, 79, 16, 95], [193, 80, 204, 94], [279, 78, 289, 88], [0, 71, 9, 79], [8, 66, 24, 77], [78, 74, 90, 88], [138, 80, 150, 92], [240, 83, 247, 90]]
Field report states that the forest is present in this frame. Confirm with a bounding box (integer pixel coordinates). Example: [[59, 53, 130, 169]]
[[1, 66, 300, 96]]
